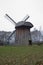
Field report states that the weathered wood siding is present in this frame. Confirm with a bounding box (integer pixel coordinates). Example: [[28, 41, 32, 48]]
[[15, 27, 31, 45]]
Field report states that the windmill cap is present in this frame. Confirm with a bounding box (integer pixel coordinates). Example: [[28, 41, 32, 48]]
[[15, 21, 33, 28]]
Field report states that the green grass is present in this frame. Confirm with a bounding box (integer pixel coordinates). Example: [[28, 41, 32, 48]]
[[0, 45, 43, 65]]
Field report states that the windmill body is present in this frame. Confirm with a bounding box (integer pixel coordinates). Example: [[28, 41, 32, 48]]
[[5, 14, 33, 45]]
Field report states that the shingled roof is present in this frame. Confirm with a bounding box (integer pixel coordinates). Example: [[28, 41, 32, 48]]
[[15, 21, 33, 28]]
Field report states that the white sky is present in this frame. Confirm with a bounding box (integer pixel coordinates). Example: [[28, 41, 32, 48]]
[[0, 0, 43, 31]]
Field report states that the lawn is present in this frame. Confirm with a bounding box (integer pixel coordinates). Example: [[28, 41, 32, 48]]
[[0, 45, 43, 65]]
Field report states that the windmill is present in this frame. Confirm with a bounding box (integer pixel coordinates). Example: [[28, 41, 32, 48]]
[[5, 14, 33, 45]]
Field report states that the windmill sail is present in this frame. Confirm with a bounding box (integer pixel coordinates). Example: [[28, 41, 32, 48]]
[[8, 31, 15, 40], [22, 15, 30, 21], [5, 14, 16, 25]]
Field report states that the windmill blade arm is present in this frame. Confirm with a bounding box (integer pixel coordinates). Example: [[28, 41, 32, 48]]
[[5, 14, 16, 24], [22, 15, 30, 21], [7, 31, 15, 40]]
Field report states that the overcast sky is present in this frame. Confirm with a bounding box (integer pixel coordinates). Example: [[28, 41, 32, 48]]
[[0, 0, 43, 31]]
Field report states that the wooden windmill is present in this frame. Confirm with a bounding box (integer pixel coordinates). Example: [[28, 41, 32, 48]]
[[5, 14, 33, 45]]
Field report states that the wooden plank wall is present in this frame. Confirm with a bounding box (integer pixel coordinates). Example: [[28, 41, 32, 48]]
[[15, 28, 31, 45]]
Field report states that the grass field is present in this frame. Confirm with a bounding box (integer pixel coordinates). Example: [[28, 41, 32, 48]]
[[0, 45, 43, 65]]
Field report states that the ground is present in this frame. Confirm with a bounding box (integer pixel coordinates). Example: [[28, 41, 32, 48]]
[[0, 45, 43, 65]]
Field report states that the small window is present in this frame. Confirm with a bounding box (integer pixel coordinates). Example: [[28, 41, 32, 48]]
[[28, 40, 32, 45]]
